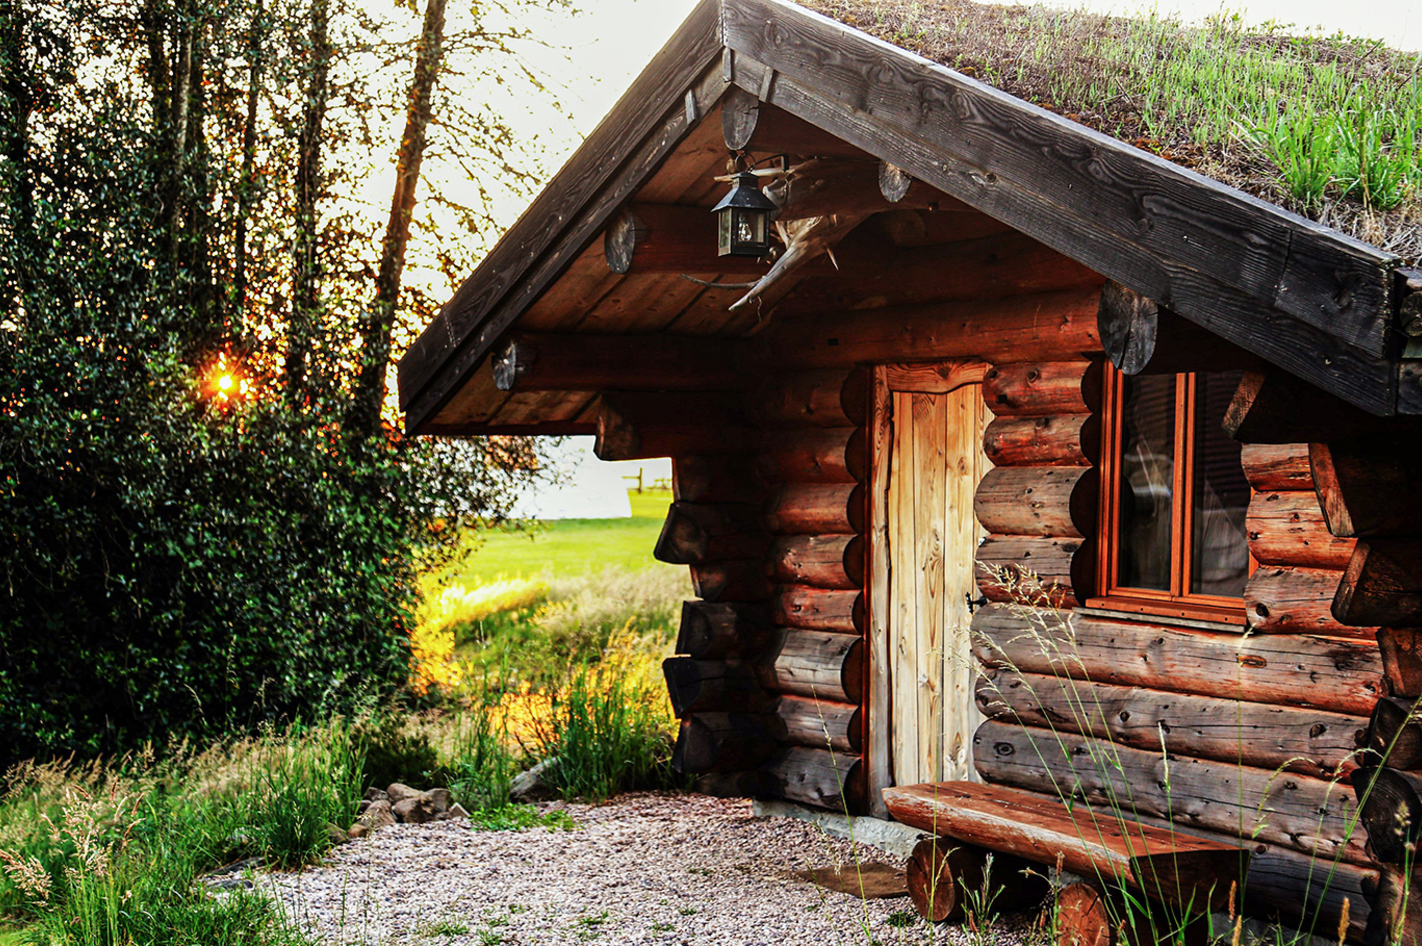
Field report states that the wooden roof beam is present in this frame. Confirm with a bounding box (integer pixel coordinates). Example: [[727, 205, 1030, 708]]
[[491, 331, 753, 392]]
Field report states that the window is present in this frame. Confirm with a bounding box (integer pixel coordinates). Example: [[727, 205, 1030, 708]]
[[1093, 366, 1252, 623]]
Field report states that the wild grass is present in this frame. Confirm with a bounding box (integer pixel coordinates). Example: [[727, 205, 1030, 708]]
[[803, 0, 1422, 261]]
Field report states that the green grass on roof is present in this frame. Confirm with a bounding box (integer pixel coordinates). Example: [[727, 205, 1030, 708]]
[[804, 0, 1422, 264]]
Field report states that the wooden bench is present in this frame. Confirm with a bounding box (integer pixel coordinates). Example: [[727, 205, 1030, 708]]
[[884, 781, 1249, 938]]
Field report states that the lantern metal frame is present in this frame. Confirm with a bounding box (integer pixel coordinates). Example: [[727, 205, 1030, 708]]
[[711, 171, 778, 258]]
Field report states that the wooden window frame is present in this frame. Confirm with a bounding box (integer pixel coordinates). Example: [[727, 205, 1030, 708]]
[[1090, 366, 1249, 625]]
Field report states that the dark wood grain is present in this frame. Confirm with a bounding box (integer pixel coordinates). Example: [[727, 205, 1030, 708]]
[[1335, 538, 1422, 629], [676, 600, 772, 659]]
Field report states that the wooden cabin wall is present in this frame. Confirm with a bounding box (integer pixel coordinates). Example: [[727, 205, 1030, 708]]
[[971, 435, 1383, 940]]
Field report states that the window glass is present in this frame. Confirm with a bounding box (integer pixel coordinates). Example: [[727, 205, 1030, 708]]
[[1190, 371, 1250, 596], [1117, 375, 1176, 591]]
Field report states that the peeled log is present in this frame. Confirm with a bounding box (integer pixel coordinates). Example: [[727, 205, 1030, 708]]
[[654, 502, 767, 565], [1312, 441, 1422, 538], [596, 392, 749, 460], [760, 746, 863, 811], [976, 536, 1085, 610], [662, 657, 770, 717], [771, 585, 863, 633], [1365, 696, 1422, 770], [764, 482, 864, 534], [753, 368, 866, 428], [977, 668, 1368, 779], [974, 466, 1096, 538], [672, 713, 780, 773], [906, 838, 1047, 923], [771, 694, 860, 752], [1351, 766, 1422, 864], [1240, 443, 1313, 492], [1246, 566, 1365, 638], [971, 604, 1383, 717], [603, 204, 773, 277], [761, 288, 1103, 370], [673, 455, 765, 504], [1380, 628, 1422, 699], [984, 414, 1099, 467], [770, 534, 864, 590], [721, 88, 866, 159], [491, 331, 748, 391], [982, 362, 1101, 417], [1097, 280, 1260, 377], [675, 600, 772, 659], [1365, 863, 1422, 946], [755, 427, 864, 484], [758, 628, 863, 704], [1247, 491, 1357, 569], [973, 720, 1370, 865], [690, 560, 773, 602], [1054, 883, 1116, 946], [1335, 539, 1422, 629]]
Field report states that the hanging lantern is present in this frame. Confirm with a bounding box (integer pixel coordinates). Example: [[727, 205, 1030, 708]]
[[712, 171, 777, 258]]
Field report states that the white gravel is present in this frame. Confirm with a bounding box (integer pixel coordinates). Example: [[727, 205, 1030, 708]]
[[259, 793, 991, 946]]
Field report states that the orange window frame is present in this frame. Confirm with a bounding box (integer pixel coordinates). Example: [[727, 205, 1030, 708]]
[[1090, 366, 1251, 625]]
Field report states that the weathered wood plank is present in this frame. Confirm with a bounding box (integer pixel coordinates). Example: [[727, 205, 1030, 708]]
[[971, 604, 1383, 717], [915, 392, 948, 782], [866, 367, 893, 818]]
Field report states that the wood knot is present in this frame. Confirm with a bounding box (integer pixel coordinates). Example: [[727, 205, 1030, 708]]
[[1309, 723, 1327, 739]]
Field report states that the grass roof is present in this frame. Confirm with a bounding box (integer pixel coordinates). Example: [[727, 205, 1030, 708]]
[[801, 0, 1422, 266]]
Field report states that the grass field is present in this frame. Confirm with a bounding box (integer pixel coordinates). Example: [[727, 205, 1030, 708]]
[[448, 489, 677, 584]]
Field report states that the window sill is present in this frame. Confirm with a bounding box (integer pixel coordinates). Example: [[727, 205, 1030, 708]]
[[1081, 598, 1247, 632]]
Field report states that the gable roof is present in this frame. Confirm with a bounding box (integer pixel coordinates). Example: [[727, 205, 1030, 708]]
[[398, 0, 1417, 434]]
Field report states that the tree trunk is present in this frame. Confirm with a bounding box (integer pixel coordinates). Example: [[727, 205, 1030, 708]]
[[285, 0, 331, 400], [350, 0, 447, 437], [232, 0, 265, 330]]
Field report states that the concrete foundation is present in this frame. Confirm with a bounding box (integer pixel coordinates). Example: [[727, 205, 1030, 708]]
[[751, 798, 924, 859]]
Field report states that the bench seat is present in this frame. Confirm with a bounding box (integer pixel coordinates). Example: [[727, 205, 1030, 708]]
[[883, 781, 1247, 911]]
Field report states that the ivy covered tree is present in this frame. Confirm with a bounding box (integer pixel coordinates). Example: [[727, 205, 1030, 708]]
[[0, 0, 564, 768]]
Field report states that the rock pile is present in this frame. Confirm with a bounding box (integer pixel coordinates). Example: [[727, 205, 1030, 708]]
[[349, 783, 470, 839]]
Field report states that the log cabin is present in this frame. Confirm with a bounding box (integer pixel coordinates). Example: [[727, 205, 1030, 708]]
[[397, 2, 1422, 943]]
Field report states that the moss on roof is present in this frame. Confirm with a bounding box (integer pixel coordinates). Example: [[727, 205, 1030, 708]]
[[801, 0, 1422, 266]]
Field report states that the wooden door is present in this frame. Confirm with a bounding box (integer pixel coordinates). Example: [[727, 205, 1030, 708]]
[[869, 365, 992, 798]]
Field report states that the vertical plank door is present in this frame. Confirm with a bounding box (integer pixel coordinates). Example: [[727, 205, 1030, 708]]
[[883, 380, 991, 787]]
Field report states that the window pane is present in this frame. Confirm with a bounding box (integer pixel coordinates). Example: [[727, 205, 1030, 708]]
[[1117, 375, 1176, 591], [1191, 371, 1250, 596]]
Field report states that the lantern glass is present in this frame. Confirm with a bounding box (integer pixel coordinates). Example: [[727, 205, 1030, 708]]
[[713, 170, 776, 258]]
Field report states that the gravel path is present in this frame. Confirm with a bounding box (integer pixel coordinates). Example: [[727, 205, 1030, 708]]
[[260, 793, 1007, 946]]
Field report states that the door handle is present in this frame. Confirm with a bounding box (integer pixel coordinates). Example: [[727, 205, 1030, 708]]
[[965, 591, 987, 614]]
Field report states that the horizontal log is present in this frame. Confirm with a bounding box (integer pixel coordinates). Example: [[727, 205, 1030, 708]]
[[981, 362, 1102, 417], [906, 839, 1045, 923], [491, 331, 748, 391], [1225, 369, 1409, 444], [759, 288, 1104, 370], [1365, 696, 1422, 770], [673, 713, 781, 773], [977, 669, 1368, 779], [690, 560, 773, 602], [770, 695, 860, 752], [1379, 628, 1422, 699], [673, 455, 765, 505], [692, 770, 765, 798], [974, 466, 1096, 538], [1098, 281, 1261, 377], [769, 534, 864, 590], [1312, 441, 1422, 539], [1335, 539, 1422, 629], [1240, 443, 1313, 492], [596, 392, 750, 460], [758, 628, 863, 704], [675, 600, 772, 660], [971, 604, 1383, 717], [1351, 766, 1422, 864], [770, 157, 940, 220], [770, 585, 863, 633], [983, 414, 1099, 467], [755, 427, 864, 484], [662, 657, 770, 717], [760, 745, 863, 812], [973, 719, 1370, 865], [752, 368, 867, 428], [603, 203, 776, 277], [1247, 490, 1357, 570], [1246, 565, 1365, 638], [764, 482, 864, 534], [884, 780, 1244, 910], [975, 535, 1085, 610], [654, 502, 768, 565]]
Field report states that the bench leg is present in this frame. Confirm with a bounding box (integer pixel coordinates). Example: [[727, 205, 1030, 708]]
[[907, 838, 987, 922], [1055, 882, 1210, 946]]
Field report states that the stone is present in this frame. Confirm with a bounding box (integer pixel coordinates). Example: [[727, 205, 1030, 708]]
[[386, 783, 422, 804], [325, 822, 349, 846], [358, 799, 395, 830], [449, 803, 471, 820], [392, 796, 438, 825], [348, 823, 369, 839], [357, 799, 371, 815], [510, 757, 560, 802], [427, 788, 452, 813], [364, 787, 389, 802]]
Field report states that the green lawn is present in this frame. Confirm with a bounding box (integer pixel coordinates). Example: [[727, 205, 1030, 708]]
[[449, 489, 676, 585]]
